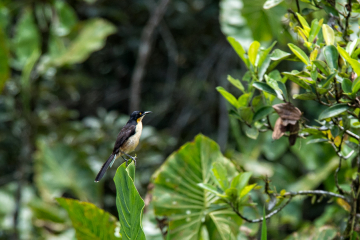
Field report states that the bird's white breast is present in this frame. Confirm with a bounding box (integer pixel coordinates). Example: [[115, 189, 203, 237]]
[[120, 121, 142, 154]]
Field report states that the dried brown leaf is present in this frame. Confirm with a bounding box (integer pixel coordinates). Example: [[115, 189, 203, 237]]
[[272, 103, 302, 121], [272, 118, 286, 140]]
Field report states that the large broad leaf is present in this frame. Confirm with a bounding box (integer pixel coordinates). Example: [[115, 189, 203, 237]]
[[51, 18, 116, 67], [57, 198, 121, 240], [114, 162, 146, 240], [323, 45, 338, 71], [13, 8, 40, 68], [318, 103, 350, 120], [34, 139, 99, 202], [0, 28, 9, 93], [152, 134, 241, 240]]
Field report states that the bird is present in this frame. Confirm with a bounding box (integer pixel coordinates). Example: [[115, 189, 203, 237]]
[[94, 110, 152, 182]]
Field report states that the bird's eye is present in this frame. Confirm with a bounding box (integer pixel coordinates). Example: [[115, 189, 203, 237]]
[[139, 112, 142, 116]]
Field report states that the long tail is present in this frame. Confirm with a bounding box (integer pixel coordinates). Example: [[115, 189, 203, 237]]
[[95, 153, 116, 182]]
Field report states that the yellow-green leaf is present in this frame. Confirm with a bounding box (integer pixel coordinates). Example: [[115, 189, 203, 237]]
[[322, 24, 335, 46], [249, 41, 260, 66], [288, 43, 310, 65]]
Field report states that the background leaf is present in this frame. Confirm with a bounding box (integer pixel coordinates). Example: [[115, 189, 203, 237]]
[[288, 43, 309, 65], [114, 162, 146, 240], [217, 86, 240, 108], [57, 198, 120, 240], [318, 104, 350, 120]]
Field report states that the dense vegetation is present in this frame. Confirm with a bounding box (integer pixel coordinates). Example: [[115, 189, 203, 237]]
[[1, 0, 360, 239]]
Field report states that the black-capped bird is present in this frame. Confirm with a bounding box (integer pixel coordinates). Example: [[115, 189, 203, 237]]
[[95, 111, 152, 182]]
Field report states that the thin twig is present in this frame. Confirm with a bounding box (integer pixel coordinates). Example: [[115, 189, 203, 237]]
[[228, 197, 293, 223], [343, 0, 352, 41], [277, 190, 349, 202]]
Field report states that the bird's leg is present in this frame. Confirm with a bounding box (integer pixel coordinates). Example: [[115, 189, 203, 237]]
[[121, 156, 129, 166], [120, 151, 137, 166]]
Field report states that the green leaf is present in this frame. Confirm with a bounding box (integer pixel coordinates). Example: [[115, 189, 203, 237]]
[[216, 87, 240, 108], [270, 49, 291, 61], [308, 19, 323, 43], [346, 39, 360, 56], [253, 106, 274, 122], [282, 72, 311, 90], [227, 75, 245, 92], [212, 162, 229, 191], [288, 43, 310, 65], [296, 13, 310, 33], [239, 183, 256, 198], [57, 198, 120, 240], [238, 93, 250, 107], [13, 8, 40, 68], [152, 134, 240, 240], [231, 172, 252, 196], [243, 124, 259, 139], [253, 82, 277, 96], [342, 78, 352, 93], [337, 45, 360, 76], [323, 45, 338, 71], [227, 37, 250, 67], [239, 107, 253, 124], [34, 140, 99, 202], [352, 77, 360, 94], [277, 81, 288, 100], [53, 1, 78, 36], [197, 183, 224, 197], [322, 24, 335, 46], [293, 93, 316, 100], [263, 0, 284, 9], [261, 207, 267, 240], [249, 41, 260, 66], [313, 60, 330, 75], [318, 103, 350, 120], [51, 18, 116, 67], [0, 28, 9, 93], [114, 162, 146, 240], [257, 41, 277, 68]]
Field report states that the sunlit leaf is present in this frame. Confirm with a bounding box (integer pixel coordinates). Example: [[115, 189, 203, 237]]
[[253, 82, 277, 96], [352, 77, 360, 94], [318, 103, 350, 120], [322, 24, 335, 46], [227, 37, 250, 67], [263, 0, 284, 9], [288, 43, 310, 66], [212, 162, 229, 191], [114, 162, 146, 240], [257, 41, 276, 68], [337, 45, 360, 76], [293, 93, 316, 100], [53, 1, 78, 36], [57, 198, 120, 240], [152, 134, 240, 240], [308, 19, 323, 43], [51, 18, 116, 67], [216, 86, 240, 108], [336, 198, 351, 212], [249, 41, 260, 66], [238, 93, 250, 107], [282, 72, 311, 90], [227, 75, 245, 92]]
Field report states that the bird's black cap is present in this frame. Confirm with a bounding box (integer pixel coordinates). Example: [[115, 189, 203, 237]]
[[130, 111, 152, 120]]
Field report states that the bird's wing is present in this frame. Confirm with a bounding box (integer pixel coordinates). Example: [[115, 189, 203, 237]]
[[112, 123, 136, 154]]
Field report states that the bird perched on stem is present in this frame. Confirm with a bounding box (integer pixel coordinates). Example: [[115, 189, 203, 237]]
[[95, 111, 152, 182]]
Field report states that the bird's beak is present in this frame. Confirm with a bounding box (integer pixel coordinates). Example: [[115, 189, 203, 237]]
[[144, 111, 152, 115]]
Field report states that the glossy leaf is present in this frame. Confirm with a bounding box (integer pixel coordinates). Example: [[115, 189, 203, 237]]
[[0, 28, 9, 92], [227, 75, 244, 92], [308, 19, 323, 43], [51, 18, 116, 67], [238, 93, 250, 107], [239, 107, 253, 124], [270, 49, 291, 61], [57, 198, 120, 240], [318, 103, 350, 120], [227, 37, 250, 67], [249, 41, 260, 66], [263, 0, 284, 9], [288, 43, 310, 65], [341, 78, 352, 93], [337, 45, 360, 76], [114, 162, 146, 240], [216, 87, 240, 108], [230, 172, 252, 195], [253, 82, 277, 96], [323, 45, 338, 71], [152, 134, 240, 240], [253, 106, 274, 122], [282, 72, 311, 90], [256, 41, 276, 68], [322, 24, 335, 46], [296, 13, 310, 34]]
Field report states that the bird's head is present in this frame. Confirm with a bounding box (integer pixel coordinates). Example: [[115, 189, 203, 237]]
[[130, 111, 152, 123]]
